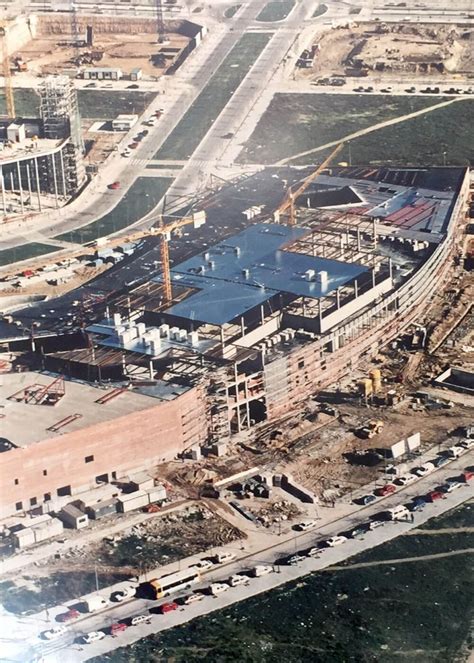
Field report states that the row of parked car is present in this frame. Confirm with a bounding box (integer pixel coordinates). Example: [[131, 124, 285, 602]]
[[356, 438, 474, 507], [279, 460, 474, 568]]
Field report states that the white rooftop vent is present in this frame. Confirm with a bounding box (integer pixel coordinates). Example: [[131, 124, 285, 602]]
[[316, 271, 328, 287]]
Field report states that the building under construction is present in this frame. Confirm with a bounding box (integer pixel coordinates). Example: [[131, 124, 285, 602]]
[[0, 165, 470, 518], [0, 76, 85, 218]]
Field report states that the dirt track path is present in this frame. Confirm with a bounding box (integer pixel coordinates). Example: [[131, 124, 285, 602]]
[[276, 96, 465, 165], [326, 547, 474, 571]]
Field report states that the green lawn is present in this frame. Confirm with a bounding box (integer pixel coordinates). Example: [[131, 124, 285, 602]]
[[238, 94, 473, 166], [0, 242, 59, 267], [154, 32, 272, 161], [55, 177, 173, 244], [256, 0, 295, 22]]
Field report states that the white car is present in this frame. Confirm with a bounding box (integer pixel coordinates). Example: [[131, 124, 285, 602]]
[[131, 614, 151, 626], [82, 631, 105, 644], [195, 558, 214, 571], [287, 554, 306, 566], [183, 592, 205, 605], [251, 564, 273, 577], [412, 463, 435, 477], [395, 474, 417, 486], [227, 574, 249, 587], [442, 481, 463, 493], [295, 519, 317, 531], [42, 625, 67, 641], [112, 585, 136, 602], [324, 535, 348, 547], [209, 582, 228, 595], [459, 438, 474, 450], [305, 546, 320, 558], [213, 551, 236, 564]]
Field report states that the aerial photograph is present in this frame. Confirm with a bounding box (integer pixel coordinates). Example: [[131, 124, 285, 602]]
[[0, 0, 472, 661]]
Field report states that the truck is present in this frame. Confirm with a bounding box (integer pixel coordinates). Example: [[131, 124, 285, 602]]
[[213, 551, 236, 564], [250, 565, 273, 578], [358, 420, 384, 439], [83, 595, 109, 612]]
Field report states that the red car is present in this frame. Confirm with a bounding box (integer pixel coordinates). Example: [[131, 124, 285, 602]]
[[160, 601, 178, 614], [374, 484, 396, 497], [461, 470, 474, 482], [56, 608, 80, 623], [108, 181, 120, 190], [110, 622, 127, 635], [129, 142, 138, 149], [427, 490, 444, 502]]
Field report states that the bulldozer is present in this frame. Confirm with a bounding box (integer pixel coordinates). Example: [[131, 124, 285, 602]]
[[358, 419, 384, 439]]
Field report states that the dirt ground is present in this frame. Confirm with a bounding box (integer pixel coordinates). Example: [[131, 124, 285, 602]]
[[300, 22, 474, 80], [14, 32, 189, 78]]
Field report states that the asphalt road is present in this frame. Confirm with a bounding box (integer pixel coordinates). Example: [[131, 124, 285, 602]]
[[9, 449, 473, 662]]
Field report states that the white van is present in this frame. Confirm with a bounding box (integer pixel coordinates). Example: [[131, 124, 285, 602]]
[[447, 445, 463, 459], [385, 505, 410, 521], [209, 582, 228, 595], [213, 551, 236, 564]]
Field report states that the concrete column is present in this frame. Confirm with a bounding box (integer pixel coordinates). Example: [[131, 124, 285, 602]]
[[51, 154, 59, 208], [34, 158, 42, 212], [59, 149, 67, 198], [0, 167, 6, 214], [260, 304, 265, 324], [26, 163, 32, 208], [336, 287, 341, 309], [357, 228, 361, 251], [372, 268, 376, 289], [354, 279, 358, 298], [244, 377, 251, 429], [318, 298, 323, 331], [240, 316, 245, 337], [149, 360, 154, 380], [389, 257, 393, 281], [373, 217, 378, 248], [16, 162, 24, 214], [234, 363, 241, 433]]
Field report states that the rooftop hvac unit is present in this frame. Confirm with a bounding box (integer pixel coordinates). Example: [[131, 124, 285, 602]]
[[203, 251, 210, 261], [170, 327, 180, 340], [159, 324, 170, 338], [208, 260, 216, 270], [316, 271, 328, 286], [234, 246, 241, 257], [178, 329, 187, 342], [188, 331, 199, 347], [149, 338, 161, 355], [136, 322, 146, 337], [113, 312, 122, 326], [198, 265, 206, 274], [242, 268, 250, 279], [305, 269, 315, 281]]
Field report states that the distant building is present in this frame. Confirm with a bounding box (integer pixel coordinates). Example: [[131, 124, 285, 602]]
[[83, 67, 123, 81], [130, 67, 143, 81]]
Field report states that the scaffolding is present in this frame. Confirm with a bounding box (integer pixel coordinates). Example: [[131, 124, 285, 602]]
[[39, 75, 84, 153]]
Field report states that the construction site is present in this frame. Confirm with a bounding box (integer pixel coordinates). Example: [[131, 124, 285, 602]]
[[298, 22, 474, 80], [0, 156, 471, 523]]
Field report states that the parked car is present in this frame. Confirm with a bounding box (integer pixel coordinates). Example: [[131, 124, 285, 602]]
[[195, 558, 214, 571], [129, 142, 138, 149], [461, 470, 474, 482], [367, 519, 385, 530], [358, 494, 377, 505], [108, 181, 121, 190], [227, 574, 249, 587], [427, 490, 444, 502], [130, 614, 151, 626], [250, 565, 273, 577], [349, 527, 366, 539], [112, 585, 136, 602], [209, 583, 228, 596], [294, 519, 317, 531], [159, 601, 179, 613], [409, 497, 426, 512], [110, 622, 127, 635], [213, 552, 236, 564], [42, 625, 68, 640], [287, 554, 306, 566], [56, 608, 80, 623], [82, 631, 106, 644], [183, 593, 205, 605], [434, 455, 450, 468], [323, 535, 348, 547], [374, 484, 396, 497], [305, 546, 321, 557], [459, 438, 474, 450], [439, 481, 462, 493], [394, 474, 417, 486], [412, 462, 435, 477]]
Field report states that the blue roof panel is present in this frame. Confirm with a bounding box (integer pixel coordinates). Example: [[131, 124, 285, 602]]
[[155, 223, 367, 325]]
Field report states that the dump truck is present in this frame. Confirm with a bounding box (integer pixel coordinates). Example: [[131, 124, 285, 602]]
[[358, 420, 384, 439]]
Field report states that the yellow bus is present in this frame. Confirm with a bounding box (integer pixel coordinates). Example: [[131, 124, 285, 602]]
[[148, 567, 201, 599]]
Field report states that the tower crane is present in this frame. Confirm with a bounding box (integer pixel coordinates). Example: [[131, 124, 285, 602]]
[[1, 211, 207, 304], [0, 20, 15, 119], [276, 142, 345, 226]]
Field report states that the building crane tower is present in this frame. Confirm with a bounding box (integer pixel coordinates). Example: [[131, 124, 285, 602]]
[[277, 142, 345, 226], [155, 0, 166, 43], [0, 21, 15, 119]]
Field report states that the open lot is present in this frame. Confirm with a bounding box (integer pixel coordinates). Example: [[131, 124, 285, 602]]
[[238, 93, 474, 166], [256, 0, 295, 22]]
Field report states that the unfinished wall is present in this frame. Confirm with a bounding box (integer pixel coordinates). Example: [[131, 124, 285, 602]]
[[0, 385, 207, 518], [5, 15, 38, 56]]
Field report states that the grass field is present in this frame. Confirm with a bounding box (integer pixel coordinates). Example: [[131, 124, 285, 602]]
[[239, 94, 474, 166], [55, 177, 172, 244], [0, 89, 157, 119], [91, 502, 474, 663], [256, 0, 295, 22], [0, 242, 59, 267], [154, 32, 272, 161]]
